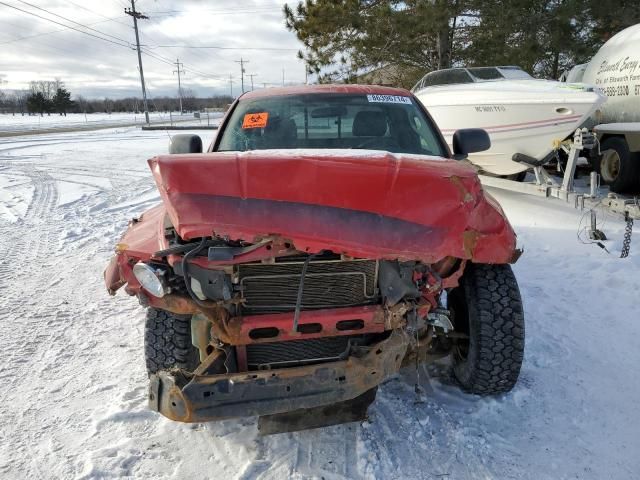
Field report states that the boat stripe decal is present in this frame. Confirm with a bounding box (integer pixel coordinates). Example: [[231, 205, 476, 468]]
[[473, 118, 582, 134], [439, 114, 583, 134]]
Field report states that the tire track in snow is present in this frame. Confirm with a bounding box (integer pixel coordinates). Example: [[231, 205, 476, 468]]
[[0, 165, 60, 373], [0, 164, 63, 476], [0, 156, 154, 477]]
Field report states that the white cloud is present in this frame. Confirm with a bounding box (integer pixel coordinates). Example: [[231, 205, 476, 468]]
[[0, 0, 306, 98]]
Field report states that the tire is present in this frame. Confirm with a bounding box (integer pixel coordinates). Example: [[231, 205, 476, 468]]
[[449, 263, 525, 395], [593, 137, 640, 193], [144, 308, 199, 375]]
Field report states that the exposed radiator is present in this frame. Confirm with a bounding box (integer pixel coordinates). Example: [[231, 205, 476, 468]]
[[246, 336, 358, 369], [238, 259, 378, 314]]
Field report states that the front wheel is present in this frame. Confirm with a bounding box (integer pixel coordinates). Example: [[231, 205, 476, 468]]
[[449, 263, 525, 394], [144, 308, 199, 375]]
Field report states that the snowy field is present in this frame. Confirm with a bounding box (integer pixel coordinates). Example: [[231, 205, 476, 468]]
[[0, 126, 639, 479], [0, 112, 222, 135]]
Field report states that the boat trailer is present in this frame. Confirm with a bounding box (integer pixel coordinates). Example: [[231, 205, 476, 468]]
[[479, 128, 639, 256]]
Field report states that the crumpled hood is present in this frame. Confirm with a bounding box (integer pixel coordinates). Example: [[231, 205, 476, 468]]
[[148, 149, 517, 263]]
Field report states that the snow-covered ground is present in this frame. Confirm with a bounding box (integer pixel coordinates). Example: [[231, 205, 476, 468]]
[[0, 112, 222, 134], [0, 127, 639, 479]]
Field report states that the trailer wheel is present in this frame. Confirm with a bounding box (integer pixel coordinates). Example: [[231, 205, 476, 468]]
[[144, 308, 199, 375], [448, 263, 525, 395], [594, 137, 640, 193]]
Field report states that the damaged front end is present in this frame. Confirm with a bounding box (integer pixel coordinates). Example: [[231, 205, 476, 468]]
[[105, 150, 520, 428]]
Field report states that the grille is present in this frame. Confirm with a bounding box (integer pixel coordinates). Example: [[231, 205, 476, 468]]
[[238, 259, 378, 314], [246, 336, 356, 369]]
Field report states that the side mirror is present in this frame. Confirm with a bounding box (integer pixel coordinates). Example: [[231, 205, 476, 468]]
[[452, 128, 490, 158], [169, 134, 203, 154]]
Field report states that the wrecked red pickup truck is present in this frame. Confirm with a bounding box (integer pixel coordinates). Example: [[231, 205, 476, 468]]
[[105, 85, 524, 433]]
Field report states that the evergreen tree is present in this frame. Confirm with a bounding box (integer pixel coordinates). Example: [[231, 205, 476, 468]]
[[52, 87, 74, 116], [26, 92, 50, 116], [284, 0, 472, 87], [284, 0, 640, 86]]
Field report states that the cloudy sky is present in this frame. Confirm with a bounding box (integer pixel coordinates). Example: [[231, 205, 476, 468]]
[[0, 0, 307, 99]]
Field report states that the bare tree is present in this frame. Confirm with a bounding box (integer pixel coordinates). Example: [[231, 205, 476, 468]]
[[181, 88, 197, 112]]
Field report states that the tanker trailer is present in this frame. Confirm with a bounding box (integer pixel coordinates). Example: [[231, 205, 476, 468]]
[[563, 24, 640, 193]]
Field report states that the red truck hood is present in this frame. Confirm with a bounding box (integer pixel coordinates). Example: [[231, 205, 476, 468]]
[[148, 149, 517, 263]]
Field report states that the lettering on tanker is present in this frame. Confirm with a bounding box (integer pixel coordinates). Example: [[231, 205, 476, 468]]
[[595, 55, 640, 98], [597, 57, 639, 75]]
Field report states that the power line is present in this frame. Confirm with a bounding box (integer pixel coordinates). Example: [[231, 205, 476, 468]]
[[0, 1, 133, 49], [15, 0, 133, 46], [142, 14, 230, 64], [140, 44, 224, 81], [150, 44, 299, 51], [0, 24, 131, 78], [139, 47, 222, 80], [0, 0, 295, 93], [0, 16, 128, 46], [59, 0, 132, 28], [145, 8, 277, 16]]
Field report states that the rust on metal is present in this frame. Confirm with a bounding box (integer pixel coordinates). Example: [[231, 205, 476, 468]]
[[190, 313, 212, 361], [383, 303, 411, 330], [223, 305, 387, 345], [146, 294, 200, 315], [462, 230, 480, 258], [150, 329, 410, 423], [192, 348, 225, 376], [448, 175, 475, 203]]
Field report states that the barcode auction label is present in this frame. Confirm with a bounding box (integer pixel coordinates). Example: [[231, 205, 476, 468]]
[[366, 94, 412, 104]]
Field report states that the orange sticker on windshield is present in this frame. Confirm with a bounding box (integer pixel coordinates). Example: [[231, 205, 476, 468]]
[[242, 112, 269, 129]]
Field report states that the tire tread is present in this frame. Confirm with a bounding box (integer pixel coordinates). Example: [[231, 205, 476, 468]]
[[453, 263, 525, 395], [144, 308, 198, 375]]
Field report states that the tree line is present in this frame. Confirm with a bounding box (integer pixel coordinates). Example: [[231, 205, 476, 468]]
[[284, 0, 640, 89], [0, 80, 233, 116], [24, 80, 74, 116]]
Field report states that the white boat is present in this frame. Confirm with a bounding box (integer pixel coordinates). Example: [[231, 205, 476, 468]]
[[412, 66, 606, 176]]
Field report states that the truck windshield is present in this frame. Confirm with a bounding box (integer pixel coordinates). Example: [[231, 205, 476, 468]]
[[216, 93, 446, 157]]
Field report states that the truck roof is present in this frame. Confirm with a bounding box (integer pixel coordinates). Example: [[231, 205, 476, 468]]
[[240, 84, 412, 100]]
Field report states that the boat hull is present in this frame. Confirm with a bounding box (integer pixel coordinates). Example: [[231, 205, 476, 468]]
[[416, 82, 605, 175]]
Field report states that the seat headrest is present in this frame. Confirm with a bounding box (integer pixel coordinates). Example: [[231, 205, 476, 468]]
[[352, 111, 387, 137], [263, 117, 297, 147]]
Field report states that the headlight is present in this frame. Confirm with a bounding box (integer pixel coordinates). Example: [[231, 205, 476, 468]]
[[133, 262, 167, 298]]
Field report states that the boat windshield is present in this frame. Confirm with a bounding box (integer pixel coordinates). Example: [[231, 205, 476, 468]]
[[497, 66, 534, 80], [467, 67, 504, 80], [412, 66, 533, 91], [216, 93, 446, 156]]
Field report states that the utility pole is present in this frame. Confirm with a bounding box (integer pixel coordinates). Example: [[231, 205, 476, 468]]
[[235, 58, 249, 94], [173, 58, 185, 113], [248, 73, 258, 91], [125, 1, 150, 125], [229, 74, 233, 98]]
